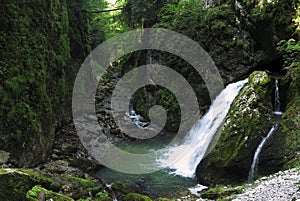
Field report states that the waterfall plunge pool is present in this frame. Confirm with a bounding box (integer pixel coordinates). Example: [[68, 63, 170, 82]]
[[95, 134, 199, 198], [95, 78, 248, 198]]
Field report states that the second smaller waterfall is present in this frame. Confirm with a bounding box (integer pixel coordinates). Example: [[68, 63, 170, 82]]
[[248, 123, 279, 182], [248, 79, 282, 182], [274, 79, 283, 116]]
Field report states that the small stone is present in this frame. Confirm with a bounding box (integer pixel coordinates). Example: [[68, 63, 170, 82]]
[[0, 150, 10, 165]]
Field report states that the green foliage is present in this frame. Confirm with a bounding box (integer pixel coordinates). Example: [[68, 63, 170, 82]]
[[85, 0, 125, 44], [122, 0, 168, 28], [294, 1, 300, 36], [277, 39, 300, 67], [96, 192, 109, 198], [131, 86, 180, 132], [156, 1, 237, 48], [238, 0, 297, 28]]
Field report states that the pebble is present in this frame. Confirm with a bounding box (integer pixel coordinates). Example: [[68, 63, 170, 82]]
[[232, 168, 300, 201]]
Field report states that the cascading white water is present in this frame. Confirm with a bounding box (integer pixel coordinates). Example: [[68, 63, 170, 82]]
[[274, 79, 283, 116], [248, 124, 279, 182], [158, 78, 248, 178]]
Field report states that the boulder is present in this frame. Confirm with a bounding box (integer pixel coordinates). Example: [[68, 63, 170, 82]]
[[26, 185, 74, 201], [0, 168, 51, 201], [196, 71, 274, 185], [123, 193, 152, 201], [0, 150, 10, 165]]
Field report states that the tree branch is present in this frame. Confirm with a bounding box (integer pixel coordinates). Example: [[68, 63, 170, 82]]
[[82, 7, 123, 13]]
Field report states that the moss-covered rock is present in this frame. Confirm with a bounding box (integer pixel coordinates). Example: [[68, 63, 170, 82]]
[[26, 185, 74, 201], [69, 158, 102, 173], [123, 193, 152, 201], [200, 185, 243, 200], [279, 63, 300, 168], [154, 198, 173, 201], [112, 181, 132, 194], [196, 71, 274, 185], [0, 0, 91, 167], [94, 197, 113, 201], [0, 168, 52, 201]]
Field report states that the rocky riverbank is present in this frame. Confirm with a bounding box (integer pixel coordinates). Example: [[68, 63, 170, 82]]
[[232, 168, 300, 201]]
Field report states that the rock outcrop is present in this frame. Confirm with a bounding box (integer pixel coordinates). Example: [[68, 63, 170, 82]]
[[196, 66, 300, 185], [196, 71, 275, 185], [0, 1, 91, 167]]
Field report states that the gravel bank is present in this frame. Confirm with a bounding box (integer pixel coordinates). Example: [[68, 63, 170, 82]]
[[233, 168, 300, 201]]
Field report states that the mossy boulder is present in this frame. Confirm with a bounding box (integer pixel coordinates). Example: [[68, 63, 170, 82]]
[[69, 158, 102, 172], [123, 193, 152, 201], [26, 185, 74, 201], [196, 71, 274, 185], [154, 198, 172, 201], [200, 185, 243, 200], [0, 168, 52, 201], [112, 181, 132, 194]]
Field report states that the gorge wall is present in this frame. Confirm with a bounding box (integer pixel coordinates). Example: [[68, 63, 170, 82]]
[[0, 0, 91, 167]]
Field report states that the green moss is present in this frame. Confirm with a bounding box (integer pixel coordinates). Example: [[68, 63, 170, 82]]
[[26, 185, 74, 201], [155, 198, 173, 201], [64, 175, 94, 188], [112, 181, 132, 194], [200, 185, 243, 200], [123, 193, 152, 201], [278, 44, 300, 168], [0, 168, 52, 201], [87, 185, 104, 196], [0, 0, 92, 166], [197, 71, 274, 184]]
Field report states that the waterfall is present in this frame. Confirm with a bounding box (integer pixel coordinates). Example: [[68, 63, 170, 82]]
[[127, 105, 150, 128], [248, 124, 279, 182], [248, 79, 282, 182], [158, 78, 248, 177], [274, 79, 283, 115]]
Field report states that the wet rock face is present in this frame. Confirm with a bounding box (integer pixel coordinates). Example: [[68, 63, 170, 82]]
[[196, 71, 274, 185], [0, 0, 91, 167]]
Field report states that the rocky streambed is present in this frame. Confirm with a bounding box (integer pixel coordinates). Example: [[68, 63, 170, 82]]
[[232, 168, 300, 201]]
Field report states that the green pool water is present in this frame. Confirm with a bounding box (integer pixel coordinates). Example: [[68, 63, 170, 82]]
[[95, 133, 197, 198]]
